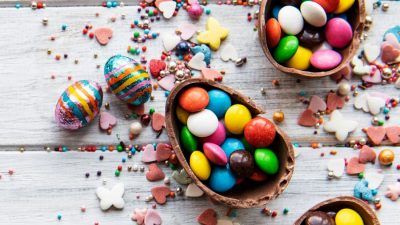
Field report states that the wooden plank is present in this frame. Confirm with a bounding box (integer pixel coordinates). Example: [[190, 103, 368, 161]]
[[0, 147, 398, 224], [0, 4, 399, 147]]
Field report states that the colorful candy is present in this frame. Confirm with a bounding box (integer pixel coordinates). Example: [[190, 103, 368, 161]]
[[334, 0, 355, 14], [229, 150, 255, 177], [221, 138, 245, 158], [254, 148, 279, 175], [180, 126, 198, 153], [244, 117, 276, 148], [224, 104, 252, 135], [190, 151, 211, 181], [104, 55, 151, 106], [187, 109, 218, 137], [203, 143, 228, 166], [310, 50, 342, 70], [55, 80, 103, 130], [178, 87, 209, 113], [201, 121, 226, 145], [209, 166, 236, 193], [265, 18, 282, 48], [313, 0, 339, 13], [335, 208, 364, 225], [206, 89, 232, 118], [300, 1, 327, 27], [287, 46, 313, 70], [325, 18, 353, 48], [197, 17, 229, 51]]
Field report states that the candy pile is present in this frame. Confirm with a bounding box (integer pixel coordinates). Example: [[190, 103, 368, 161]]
[[176, 86, 279, 193], [265, 0, 357, 71], [303, 208, 364, 225]]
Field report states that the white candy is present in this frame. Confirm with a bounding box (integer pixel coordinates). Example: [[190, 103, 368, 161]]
[[185, 183, 204, 197], [158, 1, 176, 19], [327, 158, 345, 178], [323, 110, 358, 142], [300, 1, 327, 27], [187, 109, 218, 137], [354, 92, 370, 112], [367, 96, 385, 115], [130, 121, 142, 135], [278, 6, 304, 35], [220, 44, 239, 62], [162, 33, 180, 51], [351, 56, 371, 76], [188, 52, 207, 71], [96, 183, 125, 210], [364, 170, 384, 189]]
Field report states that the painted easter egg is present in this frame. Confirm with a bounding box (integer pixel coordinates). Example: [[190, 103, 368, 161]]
[[206, 89, 231, 118], [209, 166, 236, 193], [224, 104, 252, 135], [335, 208, 364, 225], [104, 55, 151, 106], [221, 138, 245, 158], [190, 151, 211, 181], [55, 80, 103, 130]]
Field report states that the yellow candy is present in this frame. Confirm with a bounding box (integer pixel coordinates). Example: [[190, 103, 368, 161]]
[[335, 208, 364, 225], [334, 0, 355, 14], [190, 151, 211, 180], [286, 46, 312, 70], [176, 105, 190, 125], [197, 17, 229, 51], [224, 104, 252, 135]]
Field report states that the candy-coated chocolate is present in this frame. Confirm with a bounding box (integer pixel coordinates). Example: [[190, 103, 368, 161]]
[[229, 150, 254, 177], [265, 18, 282, 48], [254, 148, 279, 175], [180, 126, 198, 153], [224, 104, 252, 135], [298, 26, 324, 47], [190, 151, 211, 181], [203, 142, 228, 166], [310, 49, 342, 70], [178, 87, 209, 112], [209, 166, 236, 192], [378, 149, 395, 166], [201, 121, 226, 145], [187, 109, 219, 137], [104, 55, 151, 106], [300, 1, 327, 27], [305, 211, 335, 225], [335, 208, 364, 225], [313, 0, 339, 13], [278, 6, 304, 35], [249, 168, 268, 182], [325, 18, 353, 49], [286, 46, 313, 70], [55, 80, 103, 130], [273, 36, 299, 63], [334, 0, 355, 14], [272, 5, 282, 19], [206, 89, 232, 118], [221, 138, 245, 158], [244, 117, 276, 148], [176, 105, 190, 125]]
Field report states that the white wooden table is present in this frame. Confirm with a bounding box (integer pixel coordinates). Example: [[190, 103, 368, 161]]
[[0, 1, 399, 224]]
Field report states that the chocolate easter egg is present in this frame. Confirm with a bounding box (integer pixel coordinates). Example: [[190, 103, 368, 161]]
[[55, 80, 103, 130], [104, 55, 152, 106]]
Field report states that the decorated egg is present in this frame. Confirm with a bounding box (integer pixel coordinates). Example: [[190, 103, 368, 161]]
[[55, 80, 103, 130], [104, 55, 151, 106]]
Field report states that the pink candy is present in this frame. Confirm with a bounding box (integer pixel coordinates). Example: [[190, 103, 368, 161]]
[[203, 142, 228, 166], [325, 18, 353, 49], [311, 49, 342, 70], [201, 122, 226, 145]]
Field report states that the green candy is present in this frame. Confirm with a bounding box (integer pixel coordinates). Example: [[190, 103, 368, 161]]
[[180, 126, 198, 153], [254, 148, 279, 175], [273, 36, 299, 64]]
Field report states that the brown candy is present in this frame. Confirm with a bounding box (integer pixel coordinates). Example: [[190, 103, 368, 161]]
[[304, 211, 335, 225], [229, 150, 254, 177], [298, 26, 324, 48]]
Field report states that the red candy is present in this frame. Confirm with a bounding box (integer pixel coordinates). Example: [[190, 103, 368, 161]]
[[149, 59, 166, 78], [244, 117, 276, 148], [265, 18, 281, 48], [249, 168, 268, 182], [178, 87, 209, 113], [313, 0, 339, 13]]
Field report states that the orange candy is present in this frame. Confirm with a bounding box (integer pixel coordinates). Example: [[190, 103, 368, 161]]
[[178, 87, 209, 113], [265, 18, 281, 48]]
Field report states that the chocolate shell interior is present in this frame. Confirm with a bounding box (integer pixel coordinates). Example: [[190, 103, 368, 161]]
[[165, 78, 295, 208], [294, 196, 381, 225], [258, 0, 366, 78]]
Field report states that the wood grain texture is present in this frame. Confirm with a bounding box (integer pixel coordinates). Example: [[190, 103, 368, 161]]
[[0, 4, 399, 147], [0, 147, 398, 224]]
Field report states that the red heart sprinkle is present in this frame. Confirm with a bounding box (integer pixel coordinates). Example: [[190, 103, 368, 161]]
[[152, 113, 165, 132], [346, 157, 366, 175], [366, 126, 386, 145], [197, 208, 217, 225], [94, 27, 113, 45], [298, 109, 318, 127], [149, 59, 166, 78], [386, 126, 400, 144], [156, 143, 172, 162], [358, 145, 376, 164], [326, 92, 345, 111], [308, 95, 327, 113], [151, 185, 171, 205], [381, 43, 400, 64], [146, 163, 165, 182]]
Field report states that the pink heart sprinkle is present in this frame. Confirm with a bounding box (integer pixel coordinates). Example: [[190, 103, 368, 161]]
[[99, 112, 117, 130], [144, 209, 162, 225], [386, 126, 400, 144], [94, 27, 113, 45], [152, 113, 165, 132], [362, 69, 382, 84], [178, 23, 197, 40], [158, 75, 176, 91], [141, 144, 157, 163], [308, 95, 327, 113]]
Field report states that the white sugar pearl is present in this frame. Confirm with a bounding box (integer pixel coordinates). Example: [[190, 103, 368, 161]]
[[338, 81, 351, 96], [130, 121, 142, 135]]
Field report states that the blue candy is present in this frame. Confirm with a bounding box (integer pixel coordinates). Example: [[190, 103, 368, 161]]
[[221, 138, 244, 158], [272, 5, 282, 19], [191, 44, 212, 65], [209, 166, 236, 193], [354, 179, 375, 202], [206, 89, 232, 118]]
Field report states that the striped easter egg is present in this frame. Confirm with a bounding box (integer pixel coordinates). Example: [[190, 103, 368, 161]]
[[55, 80, 103, 130], [104, 55, 152, 106]]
